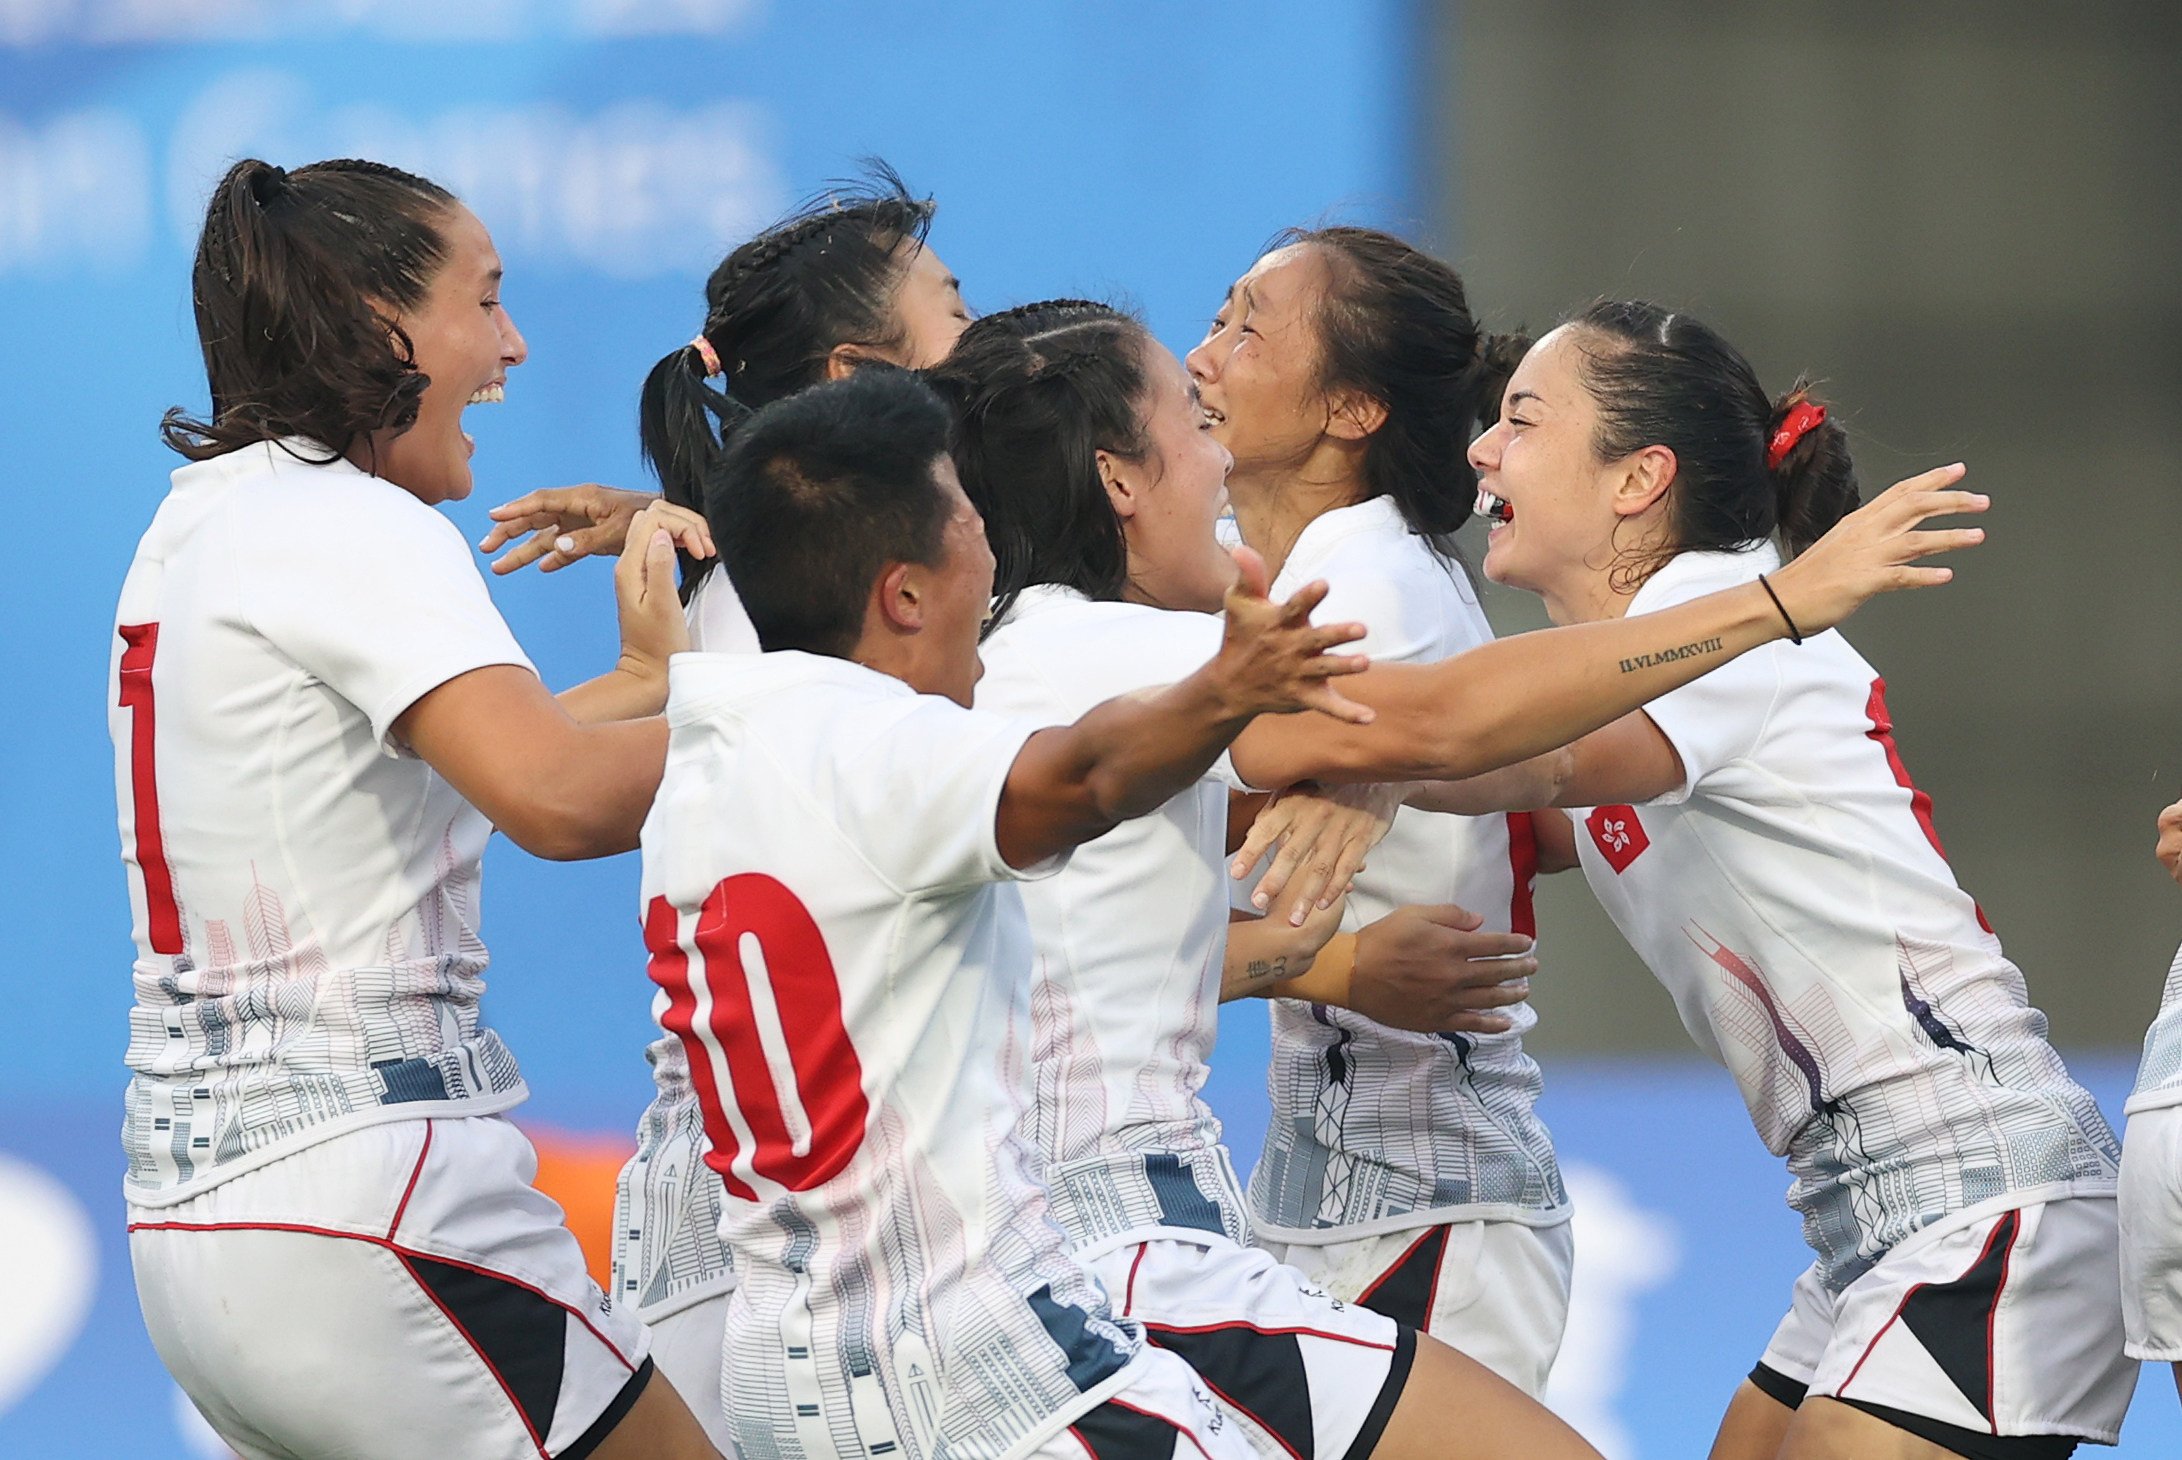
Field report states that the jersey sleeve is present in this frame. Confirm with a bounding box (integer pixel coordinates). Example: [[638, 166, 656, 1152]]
[[1635, 636, 1784, 805], [243, 485, 534, 753], [834, 698, 1065, 895]]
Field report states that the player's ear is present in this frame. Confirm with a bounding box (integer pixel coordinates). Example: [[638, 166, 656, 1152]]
[[1324, 386, 1387, 443], [874, 561, 923, 633], [826, 342, 886, 381], [1096, 448, 1140, 520], [1611, 444, 1677, 519]]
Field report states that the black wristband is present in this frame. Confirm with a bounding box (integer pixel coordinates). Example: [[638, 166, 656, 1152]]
[[1756, 573, 1804, 645]]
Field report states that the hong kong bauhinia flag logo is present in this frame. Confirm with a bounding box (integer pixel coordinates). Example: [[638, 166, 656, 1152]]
[[1586, 805, 1649, 873]]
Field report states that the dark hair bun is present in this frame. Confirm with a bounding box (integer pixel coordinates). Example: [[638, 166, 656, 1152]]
[[1766, 380, 1859, 555]]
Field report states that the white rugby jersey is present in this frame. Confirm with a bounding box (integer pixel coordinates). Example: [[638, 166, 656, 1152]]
[[1248, 496, 1567, 1241], [642, 652, 1140, 1460], [2126, 942, 2182, 1114], [1576, 543, 2118, 1290], [685, 566, 761, 655], [976, 587, 1253, 1256], [612, 576, 753, 1321], [110, 440, 532, 1203]]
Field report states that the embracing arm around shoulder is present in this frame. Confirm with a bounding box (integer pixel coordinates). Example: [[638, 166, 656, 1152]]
[[1227, 464, 1984, 790], [1402, 712, 1688, 815]]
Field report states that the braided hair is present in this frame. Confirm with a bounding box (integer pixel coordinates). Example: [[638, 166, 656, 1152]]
[[163, 157, 457, 464], [638, 161, 936, 598], [923, 299, 1155, 629]]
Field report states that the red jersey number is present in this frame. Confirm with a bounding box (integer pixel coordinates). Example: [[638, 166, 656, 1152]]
[[117, 623, 183, 955], [646, 877, 870, 1200]]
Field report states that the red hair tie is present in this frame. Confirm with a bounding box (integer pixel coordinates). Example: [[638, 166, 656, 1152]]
[[1766, 400, 1828, 470], [689, 334, 724, 378]]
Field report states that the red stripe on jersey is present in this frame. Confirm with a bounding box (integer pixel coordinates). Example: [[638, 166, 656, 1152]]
[[1506, 812, 1539, 940], [1864, 678, 1992, 934], [117, 623, 183, 954]]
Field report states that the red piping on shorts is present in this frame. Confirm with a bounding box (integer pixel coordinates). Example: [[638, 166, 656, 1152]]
[[388, 1121, 434, 1241], [395, 1247, 550, 1459], [1106, 1396, 1217, 1460], [1165, 1366, 1305, 1460], [1357, 1225, 1445, 1326], [125, 1219, 638, 1372], [1067, 1422, 1096, 1460], [1123, 1243, 1149, 1318], [1986, 1218, 2019, 1433], [1837, 1213, 2018, 1400], [1144, 1317, 1395, 1352]]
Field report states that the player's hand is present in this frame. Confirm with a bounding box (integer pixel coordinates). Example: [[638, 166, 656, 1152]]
[[613, 504, 690, 683], [1345, 903, 1537, 1035], [1768, 464, 1988, 633], [1232, 781, 1408, 922], [1228, 895, 1350, 999], [479, 485, 713, 576], [1210, 545, 1370, 723], [2158, 798, 2182, 886]]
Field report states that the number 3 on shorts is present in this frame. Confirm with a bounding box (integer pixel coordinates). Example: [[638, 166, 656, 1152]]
[[646, 876, 870, 1199]]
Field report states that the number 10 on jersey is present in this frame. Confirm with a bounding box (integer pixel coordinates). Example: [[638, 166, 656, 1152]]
[[645, 877, 870, 1200]]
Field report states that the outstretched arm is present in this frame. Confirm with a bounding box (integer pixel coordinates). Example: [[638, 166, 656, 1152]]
[[478, 484, 713, 576], [1231, 465, 1984, 788], [996, 547, 1368, 870]]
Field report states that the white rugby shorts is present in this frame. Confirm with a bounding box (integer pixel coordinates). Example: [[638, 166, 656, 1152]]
[[1021, 1343, 1264, 1460], [1089, 1235, 1415, 1460], [1259, 1217, 1573, 1398], [2120, 1102, 2182, 1360], [129, 1115, 652, 1460], [1758, 1195, 2135, 1445]]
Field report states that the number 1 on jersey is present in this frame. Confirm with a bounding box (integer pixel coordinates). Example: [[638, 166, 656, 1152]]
[[117, 623, 183, 955]]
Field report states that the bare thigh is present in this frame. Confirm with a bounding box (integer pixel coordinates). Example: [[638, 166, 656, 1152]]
[[1367, 1331, 1602, 1460], [1709, 1379, 1795, 1460], [584, 1365, 723, 1460], [1778, 1397, 1971, 1460]]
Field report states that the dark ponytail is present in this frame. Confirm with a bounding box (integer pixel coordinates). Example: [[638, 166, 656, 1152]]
[[638, 161, 935, 599], [1281, 225, 1526, 557], [922, 300, 1154, 629], [162, 157, 456, 464], [1568, 301, 1859, 581]]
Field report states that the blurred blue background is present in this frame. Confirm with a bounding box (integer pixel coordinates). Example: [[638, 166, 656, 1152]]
[[3, 1, 2177, 1455]]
